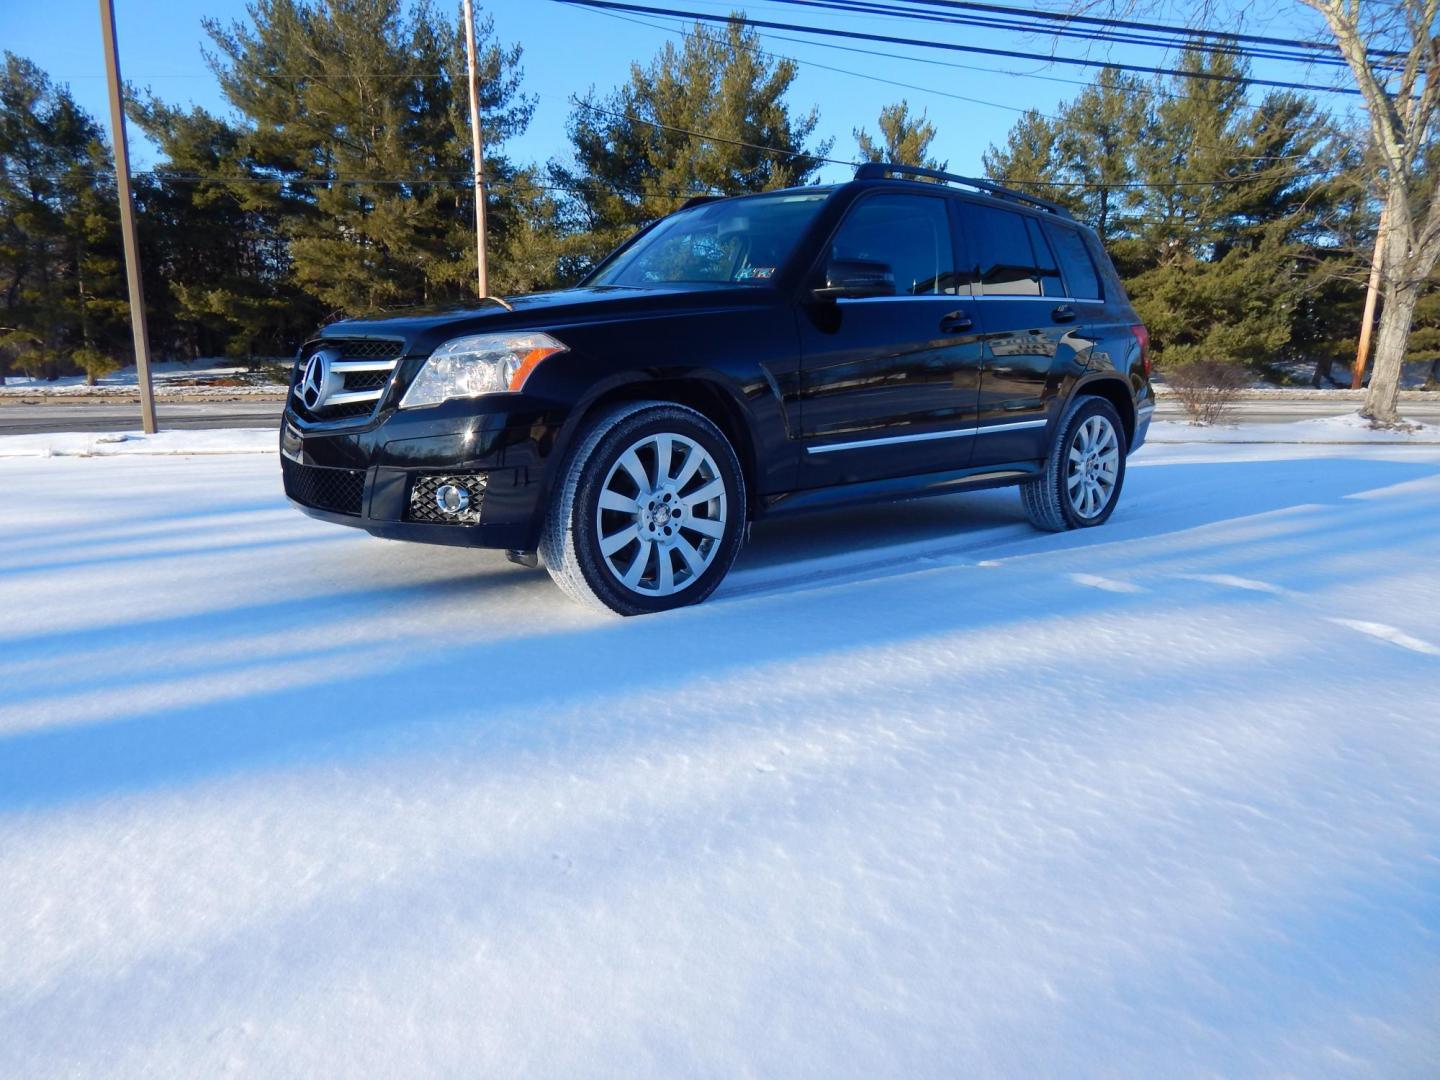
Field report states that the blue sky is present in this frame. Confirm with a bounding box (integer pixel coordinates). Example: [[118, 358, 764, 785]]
[[8, 0, 1356, 182]]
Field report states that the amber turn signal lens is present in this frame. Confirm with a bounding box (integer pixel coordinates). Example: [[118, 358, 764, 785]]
[[508, 346, 563, 391]]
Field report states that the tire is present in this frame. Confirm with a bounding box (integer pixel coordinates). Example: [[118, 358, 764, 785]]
[[540, 400, 747, 615], [1021, 395, 1128, 532]]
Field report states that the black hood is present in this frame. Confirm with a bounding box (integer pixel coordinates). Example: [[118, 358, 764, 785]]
[[314, 283, 781, 355]]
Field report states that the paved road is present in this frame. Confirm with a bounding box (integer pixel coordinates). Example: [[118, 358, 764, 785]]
[[2, 395, 1438, 435], [0, 400, 285, 435]]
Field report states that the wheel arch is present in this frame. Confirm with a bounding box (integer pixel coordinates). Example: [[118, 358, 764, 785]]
[[543, 374, 761, 526], [1068, 374, 1136, 449]]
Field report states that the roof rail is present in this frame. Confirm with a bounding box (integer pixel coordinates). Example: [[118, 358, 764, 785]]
[[678, 194, 724, 210], [853, 162, 1074, 220]]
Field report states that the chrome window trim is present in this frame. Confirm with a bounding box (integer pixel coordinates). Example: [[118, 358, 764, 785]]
[[968, 294, 1106, 304], [837, 295, 973, 303], [806, 417, 1046, 454], [836, 294, 1105, 304]]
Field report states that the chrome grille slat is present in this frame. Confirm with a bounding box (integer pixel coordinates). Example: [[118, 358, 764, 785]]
[[331, 360, 399, 373], [293, 338, 405, 422], [325, 388, 384, 405]]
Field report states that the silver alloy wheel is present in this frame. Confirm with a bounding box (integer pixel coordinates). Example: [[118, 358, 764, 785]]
[[595, 431, 728, 597], [1066, 414, 1120, 519]]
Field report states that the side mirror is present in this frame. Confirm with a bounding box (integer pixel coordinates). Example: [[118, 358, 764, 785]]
[[812, 259, 896, 301]]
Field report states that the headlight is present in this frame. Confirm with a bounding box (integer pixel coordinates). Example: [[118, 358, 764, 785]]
[[399, 332, 567, 409]]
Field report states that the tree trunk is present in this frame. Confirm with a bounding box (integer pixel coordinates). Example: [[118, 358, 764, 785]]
[[1363, 278, 1420, 425]]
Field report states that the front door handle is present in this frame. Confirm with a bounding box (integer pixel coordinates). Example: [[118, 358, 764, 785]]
[[1052, 304, 1076, 323], [940, 311, 973, 333]]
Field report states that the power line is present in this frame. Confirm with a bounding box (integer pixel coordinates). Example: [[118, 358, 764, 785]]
[[774, 0, 1402, 59], [56, 168, 722, 201], [582, 5, 1057, 117], [757, 0, 1360, 69], [572, 99, 1329, 189], [578, 5, 1339, 159], [551, 0, 1364, 96], [580, 2, 1310, 117]]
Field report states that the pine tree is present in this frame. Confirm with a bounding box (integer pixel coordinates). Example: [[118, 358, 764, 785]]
[[127, 97, 318, 359], [982, 109, 1081, 217], [854, 101, 946, 170], [558, 17, 830, 267], [984, 50, 1348, 373], [200, 0, 534, 315], [0, 53, 127, 383]]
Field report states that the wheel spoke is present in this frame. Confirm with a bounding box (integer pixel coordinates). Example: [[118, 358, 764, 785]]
[[619, 450, 650, 494], [656, 547, 675, 594], [623, 539, 652, 588], [1068, 447, 1084, 465], [683, 514, 725, 539], [653, 434, 673, 484], [1067, 469, 1084, 491], [600, 524, 638, 556], [598, 489, 639, 514], [673, 446, 703, 491], [682, 478, 725, 509], [673, 534, 705, 575]]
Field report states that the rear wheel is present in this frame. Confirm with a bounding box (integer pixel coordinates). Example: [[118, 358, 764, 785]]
[[540, 401, 747, 615], [1021, 395, 1127, 532]]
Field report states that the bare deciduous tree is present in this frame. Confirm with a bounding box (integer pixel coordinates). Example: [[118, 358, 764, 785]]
[[1299, 0, 1440, 426]]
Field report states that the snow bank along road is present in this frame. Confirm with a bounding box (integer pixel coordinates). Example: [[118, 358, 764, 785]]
[[1, 441, 1438, 1077]]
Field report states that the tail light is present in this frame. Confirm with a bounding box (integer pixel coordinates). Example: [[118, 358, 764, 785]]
[[1130, 324, 1151, 378]]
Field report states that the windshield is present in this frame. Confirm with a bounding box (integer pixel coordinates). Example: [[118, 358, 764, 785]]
[[589, 192, 831, 288]]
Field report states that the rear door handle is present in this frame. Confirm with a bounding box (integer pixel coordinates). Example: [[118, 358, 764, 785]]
[[939, 311, 973, 333], [1052, 304, 1076, 323]]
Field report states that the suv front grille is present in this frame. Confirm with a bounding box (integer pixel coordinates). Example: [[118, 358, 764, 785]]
[[282, 457, 366, 516], [292, 337, 406, 423]]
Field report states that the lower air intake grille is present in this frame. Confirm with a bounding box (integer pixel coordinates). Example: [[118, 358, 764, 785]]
[[282, 457, 366, 516], [407, 473, 486, 524]]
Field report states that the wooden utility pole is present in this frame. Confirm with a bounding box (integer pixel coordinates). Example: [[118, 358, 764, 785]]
[[461, 0, 490, 298], [1352, 205, 1387, 391], [99, 0, 157, 434]]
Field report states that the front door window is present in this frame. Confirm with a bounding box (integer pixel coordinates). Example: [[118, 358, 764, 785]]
[[829, 193, 958, 295]]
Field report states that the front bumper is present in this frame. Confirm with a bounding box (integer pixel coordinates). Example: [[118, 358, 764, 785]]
[[280, 396, 565, 549]]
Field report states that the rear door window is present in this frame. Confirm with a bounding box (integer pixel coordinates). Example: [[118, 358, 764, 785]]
[[1042, 221, 1103, 300], [961, 203, 1041, 296], [830, 193, 958, 295], [1024, 217, 1065, 297]]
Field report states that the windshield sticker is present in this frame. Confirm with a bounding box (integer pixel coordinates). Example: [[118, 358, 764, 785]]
[[737, 266, 775, 280]]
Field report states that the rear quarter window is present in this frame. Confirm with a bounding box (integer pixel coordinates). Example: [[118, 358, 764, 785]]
[[1042, 221, 1103, 300]]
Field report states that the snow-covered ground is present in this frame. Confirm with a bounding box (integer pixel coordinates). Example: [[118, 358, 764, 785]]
[[0, 428, 279, 457], [1147, 414, 1440, 443], [0, 361, 288, 398], [2, 440, 1438, 1077]]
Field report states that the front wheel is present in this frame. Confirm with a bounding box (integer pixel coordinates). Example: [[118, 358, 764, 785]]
[[1021, 396, 1128, 532], [540, 401, 747, 615]]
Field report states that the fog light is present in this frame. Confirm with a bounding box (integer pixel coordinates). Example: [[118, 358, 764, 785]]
[[435, 483, 470, 515], [409, 473, 485, 524]]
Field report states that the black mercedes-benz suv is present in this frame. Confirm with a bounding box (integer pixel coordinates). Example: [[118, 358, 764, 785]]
[[282, 163, 1153, 615]]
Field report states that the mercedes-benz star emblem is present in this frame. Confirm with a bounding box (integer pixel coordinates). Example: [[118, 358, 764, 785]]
[[299, 349, 335, 410]]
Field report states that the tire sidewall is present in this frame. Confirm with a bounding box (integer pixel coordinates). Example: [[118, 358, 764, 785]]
[[1054, 397, 1127, 529], [569, 405, 746, 615]]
